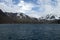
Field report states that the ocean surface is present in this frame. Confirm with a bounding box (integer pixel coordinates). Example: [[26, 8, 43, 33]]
[[0, 24, 60, 40]]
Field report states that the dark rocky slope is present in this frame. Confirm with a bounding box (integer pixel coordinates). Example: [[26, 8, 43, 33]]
[[0, 9, 17, 23]]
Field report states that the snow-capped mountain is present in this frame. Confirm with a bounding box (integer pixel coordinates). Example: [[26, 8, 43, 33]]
[[4, 11, 60, 21], [0, 9, 60, 24], [39, 14, 60, 20], [17, 13, 38, 21]]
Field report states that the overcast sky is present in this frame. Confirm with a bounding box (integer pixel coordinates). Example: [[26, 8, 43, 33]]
[[0, 0, 60, 18]]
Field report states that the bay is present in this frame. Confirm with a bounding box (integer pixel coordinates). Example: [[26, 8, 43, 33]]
[[0, 24, 60, 40]]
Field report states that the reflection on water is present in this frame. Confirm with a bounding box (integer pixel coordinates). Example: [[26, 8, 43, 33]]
[[0, 24, 60, 40]]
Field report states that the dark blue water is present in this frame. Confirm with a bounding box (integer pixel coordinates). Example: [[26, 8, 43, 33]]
[[0, 24, 60, 40]]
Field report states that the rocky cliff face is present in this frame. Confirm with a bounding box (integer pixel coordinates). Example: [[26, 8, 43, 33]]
[[0, 9, 17, 23]]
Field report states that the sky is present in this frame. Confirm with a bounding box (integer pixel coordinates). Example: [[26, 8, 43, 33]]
[[0, 0, 60, 18]]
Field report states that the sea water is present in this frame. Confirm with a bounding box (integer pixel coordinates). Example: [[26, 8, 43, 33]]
[[0, 24, 60, 40]]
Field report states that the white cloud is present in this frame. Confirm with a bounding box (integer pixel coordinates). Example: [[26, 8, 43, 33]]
[[37, 0, 60, 16], [26, 10, 42, 18], [0, 0, 34, 13], [0, 0, 60, 18], [17, 0, 34, 13]]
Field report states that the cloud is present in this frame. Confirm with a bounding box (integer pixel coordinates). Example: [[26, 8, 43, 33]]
[[0, 0, 34, 13], [37, 0, 60, 16], [0, 0, 60, 18], [17, 0, 34, 13], [0, 0, 18, 12]]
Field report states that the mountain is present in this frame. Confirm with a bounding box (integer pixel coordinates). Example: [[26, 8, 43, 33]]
[[5, 12, 18, 21], [39, 14, 60, 20], [38, 14, 60, 24], [0, 9, 38, 23], [16, 13, 39, 23], [0, 9, 60, 24], [0, 9, 17, 23]]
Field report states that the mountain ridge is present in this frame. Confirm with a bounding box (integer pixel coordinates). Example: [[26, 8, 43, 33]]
[[0, 9, 60, 24]]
